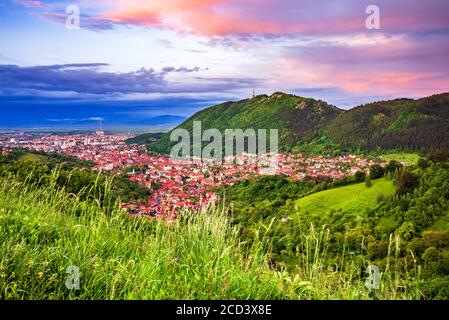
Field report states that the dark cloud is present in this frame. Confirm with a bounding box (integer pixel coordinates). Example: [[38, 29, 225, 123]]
[[0, 63, 165, 95], [0, 63, 262, 97], [161, 66, 202, 74]]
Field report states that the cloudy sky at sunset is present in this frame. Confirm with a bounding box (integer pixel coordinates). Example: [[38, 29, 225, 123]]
[[1, 0, 448, 127]]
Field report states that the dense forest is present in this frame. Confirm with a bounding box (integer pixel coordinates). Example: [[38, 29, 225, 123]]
[[327, 93, 449, 151], [220, 155, 449, 299]]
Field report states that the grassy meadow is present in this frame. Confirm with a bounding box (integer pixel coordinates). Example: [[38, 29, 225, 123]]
[[17, 152, 46, 163], [295, 178, 395, 216], [379, 153, 421, 165]]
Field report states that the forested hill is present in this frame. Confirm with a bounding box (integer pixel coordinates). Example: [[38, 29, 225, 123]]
[[327, 92, 449, 151], [145, 92, 449, 154], [149, 92, 342, 154], [125, 132, 164, 145]]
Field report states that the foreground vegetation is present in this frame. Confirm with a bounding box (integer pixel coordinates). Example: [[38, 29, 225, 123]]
[[1, 149, 448, 299], [223, 158, 449, 299], [0, 171, 418, 300], [0, 149, 150, 204], [0, 175, 287, 299]]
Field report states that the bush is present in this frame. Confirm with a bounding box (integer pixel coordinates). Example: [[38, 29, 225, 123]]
[[368, 240, 389, 260], [395, 222, 415, 241], [417, 158, 430, 169], [421, 276, 449, 300], [369, 164, 385, 179], [422, 231, 449, 249], [408, 238, 427, 257], [355, 171, 366, 183], [365, 175, 372, 188]]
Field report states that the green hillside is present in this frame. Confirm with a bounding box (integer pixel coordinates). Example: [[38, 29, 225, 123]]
[[149, 92, 342, 154], [327, 92, 449, 151], [125, 132, 164, 145], [145, 92, 449, 155], [295, 178, 395, 216]]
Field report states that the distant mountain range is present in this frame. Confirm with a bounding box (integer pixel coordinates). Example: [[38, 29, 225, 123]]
[[143, 92, 449, 154]]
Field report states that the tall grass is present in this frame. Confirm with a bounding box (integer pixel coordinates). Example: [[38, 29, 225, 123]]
[[0, 172, 420, 300], [276, 225, 421, 300]]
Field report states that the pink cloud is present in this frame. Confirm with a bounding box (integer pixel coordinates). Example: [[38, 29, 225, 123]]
[[280, 33, 449, 98], [14, 0, 449, 37], [11, 0, 449, 102], [13, 0, 44, 8], [98, 0, 449, 36]]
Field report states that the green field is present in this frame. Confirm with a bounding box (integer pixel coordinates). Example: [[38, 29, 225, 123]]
[[295, 178, 395, 215], [18, 153, 46, 162], [379, 153, 420, 165]]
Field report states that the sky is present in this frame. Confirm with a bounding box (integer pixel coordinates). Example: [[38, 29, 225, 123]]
[[0, 0, 448, 129]]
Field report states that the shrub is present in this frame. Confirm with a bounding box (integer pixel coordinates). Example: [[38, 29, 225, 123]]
[[396, 222, 415, 241], [422, 231, 449, 249], [365, 175, 372, 188], [421, 276, 449, 300], [417, 158, 430, 169], [370, 164, 385, 179], [355, 171, 366, 183], [407, 238, 427, 257]]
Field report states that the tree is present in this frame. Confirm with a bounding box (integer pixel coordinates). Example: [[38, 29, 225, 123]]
[[355, 171, 366, 183], [365, 175, 372, 188], [369, 164, 384, 179], [151, 181, 162, 191], [395, 171, 418, 195], [417, 158, 430, 169], [385, 160, 403, 175], [396, 222, 415, 241]]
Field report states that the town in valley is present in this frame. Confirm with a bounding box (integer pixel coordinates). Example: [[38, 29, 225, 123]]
[[0, 131, 399, 220]]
